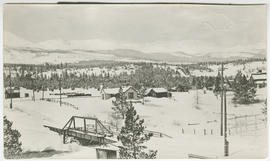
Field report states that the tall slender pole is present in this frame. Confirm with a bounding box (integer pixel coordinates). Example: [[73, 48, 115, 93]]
[[224, 89, 229, 156], [59, 63, 63, 107], [59, 78, 62, 107], [220, 63, 224, 136], [9, 67, 13, 109], [42, 85, 44, 100], [196, 87, 199, 105]]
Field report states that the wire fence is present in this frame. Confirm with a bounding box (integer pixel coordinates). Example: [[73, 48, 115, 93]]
[[42, 98, 79, 110], [180, 113, 267, 136]]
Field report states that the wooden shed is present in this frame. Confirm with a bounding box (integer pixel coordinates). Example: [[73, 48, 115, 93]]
[[145, 88, 172, 98]]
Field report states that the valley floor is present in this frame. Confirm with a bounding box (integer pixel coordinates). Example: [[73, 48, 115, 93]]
[[3, 88, 268, 159]]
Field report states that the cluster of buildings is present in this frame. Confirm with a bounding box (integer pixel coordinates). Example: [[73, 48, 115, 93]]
[[5, 70, 267, 100], [100, 86, 172, 100]]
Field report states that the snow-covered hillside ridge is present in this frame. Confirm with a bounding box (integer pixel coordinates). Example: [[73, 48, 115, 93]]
[[3, 31, 266, 64], [4, 59, 267, 79], [4, 46, 266, 64]]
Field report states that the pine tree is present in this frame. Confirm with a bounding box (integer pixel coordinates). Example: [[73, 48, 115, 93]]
[[4, 116, 22, 159], [213, 72, 221, 94], [232, 72, 257, 104], [112, 87, 130, 119], [117, 103, 157, 159]]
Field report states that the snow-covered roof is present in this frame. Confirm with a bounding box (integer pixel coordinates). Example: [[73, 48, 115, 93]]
[[146, 88, 168, 94], [152, 88, 168, 93], [255, 80, 266, 84], [102, 88, 119, 94], [102, 86, 135, 94], [251, 73, 267, 81]]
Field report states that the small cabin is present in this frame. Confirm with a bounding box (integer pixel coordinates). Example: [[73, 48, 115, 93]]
[[5, 87, 20, 98], [145, 88, 172, 98], [250, 72, 267, 88], [101, 86, 139, 100]]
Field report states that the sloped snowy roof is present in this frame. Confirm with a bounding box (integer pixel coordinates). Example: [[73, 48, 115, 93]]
[[102, 88, 119, 94], [152, 88, 168, 93], [145, 88, 168, 94], [255, 80, 266, 84], [102, 86, 135, 94], [251, 73, 267, 81]]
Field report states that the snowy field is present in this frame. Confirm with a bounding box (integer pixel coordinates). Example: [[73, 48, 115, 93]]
[[3, 87, 267, 159]]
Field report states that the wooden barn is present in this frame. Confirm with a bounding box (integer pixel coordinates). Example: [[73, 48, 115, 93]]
[[145, 88, 172, 98], [101, 86, 139, 100]]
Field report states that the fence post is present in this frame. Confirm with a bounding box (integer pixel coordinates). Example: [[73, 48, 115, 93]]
[[255, 115, 257, 130], [245, 115, 248, 133], [204, 129, 206, 135], [211, 129, 213, 135], [235, 116, 238, 134], [193, 129, 196, 135], [182, 128, 184, 134], [254, 115, 257, 135]]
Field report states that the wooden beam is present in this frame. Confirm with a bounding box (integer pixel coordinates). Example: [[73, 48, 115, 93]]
[[84, 118, 87, 132], [95, 119, 98, 134], [73, 116, 97, 120], [73, 117, 76, 129], [62, 117, 73, 130]]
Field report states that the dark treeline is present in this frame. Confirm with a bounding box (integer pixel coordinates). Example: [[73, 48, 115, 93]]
[[3, 63, 221, 92], [3, 58, 264, 92]]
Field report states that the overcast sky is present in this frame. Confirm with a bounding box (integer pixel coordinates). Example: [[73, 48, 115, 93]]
[[3, 4, 267, 54]]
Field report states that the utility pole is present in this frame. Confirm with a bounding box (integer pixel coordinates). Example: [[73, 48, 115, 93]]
[[9, 66, 13, 109], [224, 88, 229, 156], [33, 72, 37, 101], [59, 63, 63, 107], [220, 63, 224, 136], [42, 85, 45, 100], [196, 87, 199, 105], [59, 78, 62, 106]]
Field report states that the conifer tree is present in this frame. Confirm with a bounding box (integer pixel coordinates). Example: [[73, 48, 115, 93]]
[[232, 72, 257, 104], [213, 72, 221, 94], [117, 103, 157, 159], [112, 87, 130, 119], [4, 116, 22, 159]]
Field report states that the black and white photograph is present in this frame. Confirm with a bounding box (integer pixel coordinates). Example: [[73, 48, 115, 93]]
[[1, 2, 268, 159]]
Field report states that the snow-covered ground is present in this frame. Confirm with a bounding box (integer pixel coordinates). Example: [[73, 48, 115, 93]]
[[191, 61, 267, 77], [3, 87, 267, 159]]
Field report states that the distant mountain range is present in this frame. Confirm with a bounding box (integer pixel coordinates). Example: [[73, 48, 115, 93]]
[[3, 46, 266, 65], [3, 31, 266, 64]]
